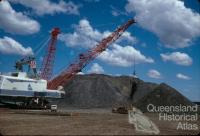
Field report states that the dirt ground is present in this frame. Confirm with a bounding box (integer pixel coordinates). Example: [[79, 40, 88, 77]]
[[0, 108, 199, 135]]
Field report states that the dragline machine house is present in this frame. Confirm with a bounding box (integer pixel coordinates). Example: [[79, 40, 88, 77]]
[[0, 72, 63, 98], [48, 18, 136, 90], [0, 28, 64, 107]]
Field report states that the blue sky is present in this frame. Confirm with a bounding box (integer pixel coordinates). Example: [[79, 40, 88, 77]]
[[0, 0, 200, 101]]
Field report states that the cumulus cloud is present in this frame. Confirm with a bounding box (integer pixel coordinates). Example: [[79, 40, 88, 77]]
[[59, 19, 153, 67], [87, 63, 104, 74], [147, 69, 162, 79], [161, 52, 192, 66], [9, 0, 79, 16], [0, 36, 33, 56], [125, 0, 200, 48], [59, 19, 137, 48], [98, 44, 154, 67], [176, 73, 191, 80], [0, 0, 40, 35]]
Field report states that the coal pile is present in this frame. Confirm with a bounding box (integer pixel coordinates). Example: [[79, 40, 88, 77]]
[[55, 74, 194, 111]]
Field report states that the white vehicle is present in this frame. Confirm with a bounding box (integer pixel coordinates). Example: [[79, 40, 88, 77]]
[[51, 105, 57, 112]]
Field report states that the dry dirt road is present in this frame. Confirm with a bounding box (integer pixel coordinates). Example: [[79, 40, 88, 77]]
[[0, 108, 199, 135]]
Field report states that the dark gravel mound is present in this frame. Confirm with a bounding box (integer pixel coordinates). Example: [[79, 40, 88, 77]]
[[56, 74, 129, 108], [55, 74, 193, 111], [134, 83, 194, 112]]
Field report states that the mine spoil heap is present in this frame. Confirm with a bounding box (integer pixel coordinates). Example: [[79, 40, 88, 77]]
[[55, 74, 194, 111]]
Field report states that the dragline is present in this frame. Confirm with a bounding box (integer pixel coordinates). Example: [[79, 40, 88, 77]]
[[47, 18, 136, 89], [0, 18, 135, 108]]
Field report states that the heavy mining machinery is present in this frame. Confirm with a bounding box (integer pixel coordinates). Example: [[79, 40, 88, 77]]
[[0, 18, 136, 109]]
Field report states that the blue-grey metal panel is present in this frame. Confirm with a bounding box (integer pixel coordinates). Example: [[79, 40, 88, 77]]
[[0, 89, 61, 98]]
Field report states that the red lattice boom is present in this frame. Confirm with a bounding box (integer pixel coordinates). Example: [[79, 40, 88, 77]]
[[48, 19, 136, 89]]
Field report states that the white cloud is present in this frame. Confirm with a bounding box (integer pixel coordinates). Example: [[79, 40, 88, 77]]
[[161, 52, 192, 66], [77, 72, 85, 75], [9, 0, 79, 16], [125, 0, 200, 48], [59, 19, 153, 67], [147, 69, 161, 79], [59, 19, 137, 48], [0, 0, 40, 35], [176, 73, 191, 80], [88, 63, 104, 74], [0, 36, 33, 56], [98, 44, 154, 67]]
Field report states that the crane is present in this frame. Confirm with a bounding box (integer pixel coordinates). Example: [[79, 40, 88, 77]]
[[47, 18, 136, 90], [40, 28, 60, 80]]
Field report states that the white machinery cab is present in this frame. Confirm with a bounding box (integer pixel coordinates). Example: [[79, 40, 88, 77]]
[[0, 72, 65, 99]]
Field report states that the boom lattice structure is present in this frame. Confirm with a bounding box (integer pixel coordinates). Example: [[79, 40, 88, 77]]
[[48, 19, 136, 89], [40, 28, 60, 80]]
